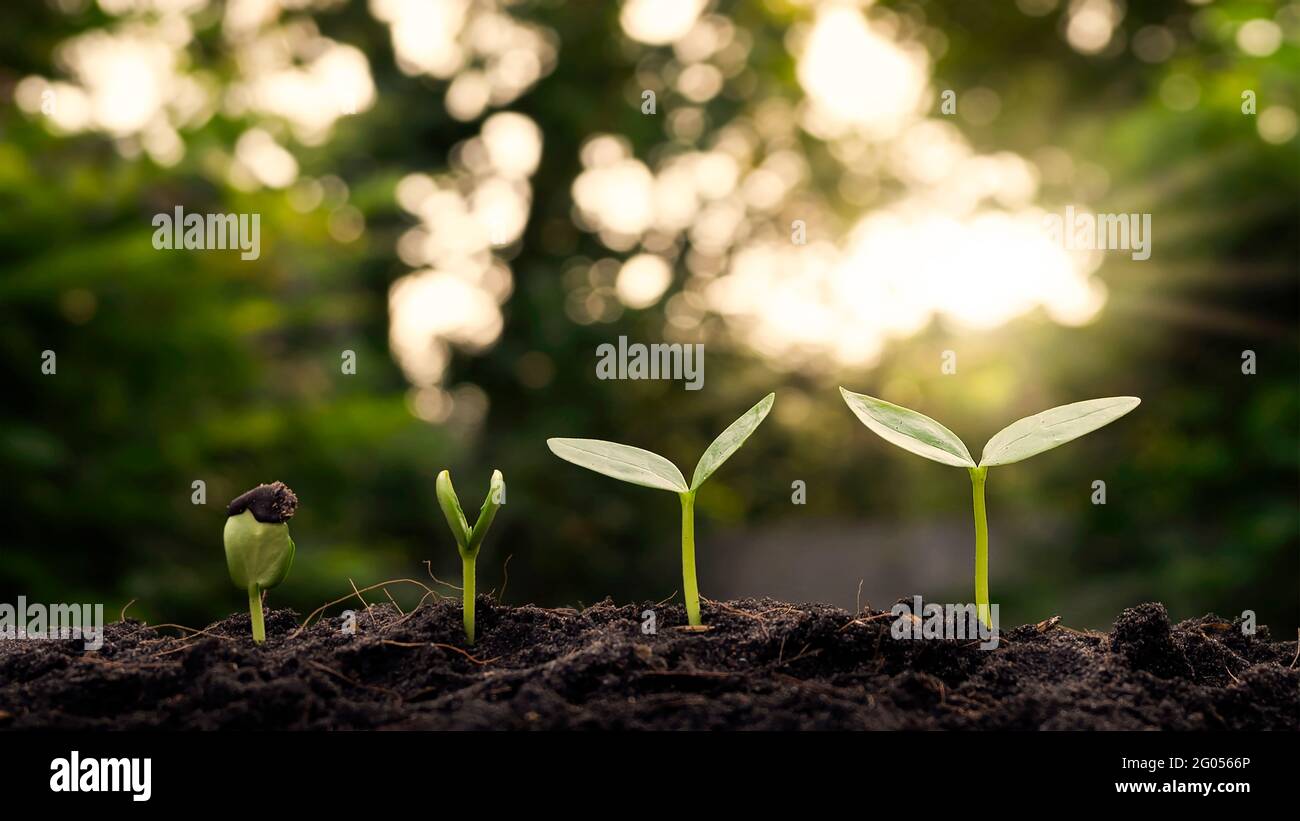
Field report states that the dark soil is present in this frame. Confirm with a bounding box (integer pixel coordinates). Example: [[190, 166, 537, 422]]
[[1, 598, 1295, 730]]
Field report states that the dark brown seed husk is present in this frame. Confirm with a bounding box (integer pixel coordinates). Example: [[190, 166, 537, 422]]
[[227, 481, 298, 523]]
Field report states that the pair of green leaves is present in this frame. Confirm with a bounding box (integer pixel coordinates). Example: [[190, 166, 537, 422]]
[[548, 393, 775, 494], [436, 469, 505, 558], [547, 387, 1135, 487], [839, 388, 1140, 468], [224, 513, 296, 593]]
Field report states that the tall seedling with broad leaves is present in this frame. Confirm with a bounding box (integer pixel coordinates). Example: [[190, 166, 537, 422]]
[[548, 394, 775, 626], [839, 389, 1140, 627]]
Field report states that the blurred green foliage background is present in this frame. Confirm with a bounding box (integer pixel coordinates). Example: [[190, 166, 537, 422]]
[[1, 0, 1296, 632]]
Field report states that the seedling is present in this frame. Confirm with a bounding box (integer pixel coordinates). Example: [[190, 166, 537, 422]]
[[548, 393, 775, 626], [839, 389, 1140, 627], [224, 482, 298, 644], [436, 469, 505, 644]]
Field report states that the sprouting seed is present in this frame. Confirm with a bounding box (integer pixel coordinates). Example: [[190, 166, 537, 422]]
[[547, 393, 775, 626], [839, 389, 1140, 627], [436, 469, 505, 645], [224, 482, 298, 644]]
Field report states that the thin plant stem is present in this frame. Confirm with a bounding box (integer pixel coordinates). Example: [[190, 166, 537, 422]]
[[462, 554, 477, 644], [679, 491, 701, 626], [969, 466, 991, 629], [248, 583, 265, 644]]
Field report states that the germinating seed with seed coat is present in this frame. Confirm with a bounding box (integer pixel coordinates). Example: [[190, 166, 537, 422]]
[[224, 482, 298, 644]]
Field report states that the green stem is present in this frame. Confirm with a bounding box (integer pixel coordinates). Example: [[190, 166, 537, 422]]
[[680, 491, 701, 626], [969, 466, 991, 629], [462, 554, 476, 644], [248, 583, 265, 644]]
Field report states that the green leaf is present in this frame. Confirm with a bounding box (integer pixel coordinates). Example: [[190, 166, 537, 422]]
[[691, 393, 775, 490], [279, 534, 296, 587], [839, 387, 975, 468], [436, 470, 471, 549], [979, 396, 1140, 467], [467, 470, 505, 554], [223, 512, 296, 590], [547, 438, 688, 493]]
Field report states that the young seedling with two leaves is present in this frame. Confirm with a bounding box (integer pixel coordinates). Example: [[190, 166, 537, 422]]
[[548, 394, 775, 627], [839, 389, 1140, 628], [436, 469, 505, 644]]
